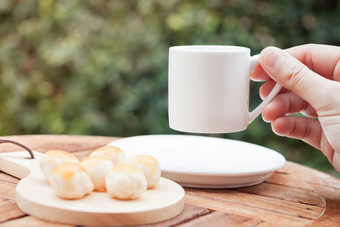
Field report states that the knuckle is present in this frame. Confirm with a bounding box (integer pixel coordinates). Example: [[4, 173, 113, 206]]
[[302, 121, 313, 140], [287, 64, 309, 90]]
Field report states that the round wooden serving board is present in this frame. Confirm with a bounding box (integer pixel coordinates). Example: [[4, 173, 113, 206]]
[[0, 151, 185, 226]]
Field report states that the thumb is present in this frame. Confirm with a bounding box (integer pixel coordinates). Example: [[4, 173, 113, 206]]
[[260, 47, 334, 108]]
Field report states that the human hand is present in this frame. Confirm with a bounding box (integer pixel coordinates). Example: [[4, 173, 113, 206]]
[[251, 44, 340, 172]]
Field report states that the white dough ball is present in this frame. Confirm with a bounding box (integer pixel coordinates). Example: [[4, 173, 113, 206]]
[[80, 156, 113, 191], [40, 150, 79, 181], [90, 146, 125, 165], [105, 164, 147, 200], [49, 162, 93, 199], [126, 155, 161, 189]]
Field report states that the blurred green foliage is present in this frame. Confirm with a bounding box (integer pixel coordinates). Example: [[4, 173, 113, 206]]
[[0, 0, 339, 176]]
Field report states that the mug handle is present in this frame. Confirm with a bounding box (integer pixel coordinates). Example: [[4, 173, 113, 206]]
[[248, 54, 282, 123]]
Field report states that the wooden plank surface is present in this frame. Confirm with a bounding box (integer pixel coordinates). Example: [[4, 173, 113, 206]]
[[0, 135, 340, 226]]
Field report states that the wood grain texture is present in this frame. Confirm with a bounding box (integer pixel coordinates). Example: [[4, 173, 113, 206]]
[[178, 211, 262, 227], [137, 203, 210, 227], [0, 216, 72, 227], [0, 197, 26, 223], [0, 135, 339, 226], [186, 187, 323, 219]]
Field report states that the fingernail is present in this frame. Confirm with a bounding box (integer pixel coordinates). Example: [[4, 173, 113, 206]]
[[262, 47, 283, 68], [262, 103, 274, 123], [261, 114, 271, 123], [262, 117, 270, 123]]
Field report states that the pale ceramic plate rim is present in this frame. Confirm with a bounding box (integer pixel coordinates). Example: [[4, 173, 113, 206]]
[[108, 134, 286, 177]]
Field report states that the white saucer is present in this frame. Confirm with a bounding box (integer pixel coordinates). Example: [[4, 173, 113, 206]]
[[108, 135, 285, 188]]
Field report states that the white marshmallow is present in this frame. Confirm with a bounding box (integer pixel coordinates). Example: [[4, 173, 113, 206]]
[[49, 162, 93, 199], [90, 146, 125, 165], [105, 164, 147, 200], [40, 150, 79, 181], [126, 155, 161, 189], [81, 156, 113, 191]]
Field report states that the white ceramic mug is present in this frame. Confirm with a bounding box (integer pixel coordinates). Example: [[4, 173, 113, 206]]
[[168, 45, 282, 133]]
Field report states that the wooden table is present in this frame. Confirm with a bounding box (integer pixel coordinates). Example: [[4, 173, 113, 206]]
[[0, 135, 340, 227]]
